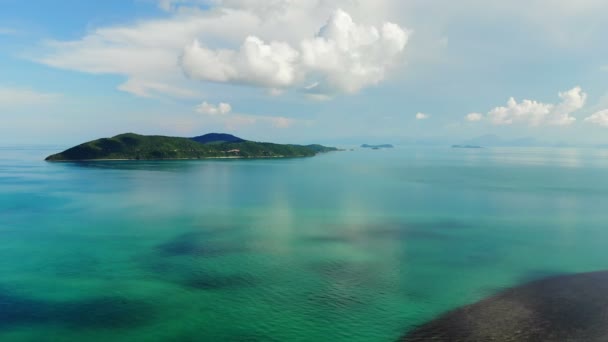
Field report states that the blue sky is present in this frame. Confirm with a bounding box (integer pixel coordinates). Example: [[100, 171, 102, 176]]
[[1, 0, 608, 146]]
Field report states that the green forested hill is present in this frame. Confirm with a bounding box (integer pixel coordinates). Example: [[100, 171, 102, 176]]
[[45, 133, 337, 161]]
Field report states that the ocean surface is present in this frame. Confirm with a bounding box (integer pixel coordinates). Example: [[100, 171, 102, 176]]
[[2, 146, 608, 341]]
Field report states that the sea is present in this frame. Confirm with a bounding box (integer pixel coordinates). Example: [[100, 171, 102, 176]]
[[1, 146, 608, 341]]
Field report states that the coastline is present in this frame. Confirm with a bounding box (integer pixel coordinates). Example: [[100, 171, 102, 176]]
[[44, 155, 316, 162]]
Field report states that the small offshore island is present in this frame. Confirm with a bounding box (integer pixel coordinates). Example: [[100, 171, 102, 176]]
[[45, 133, 338, 161], [361, 144, 394, 150], [452, 144, 483, 149]]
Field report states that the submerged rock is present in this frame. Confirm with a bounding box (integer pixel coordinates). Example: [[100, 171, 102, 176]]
[[402, 271, 608, 342]]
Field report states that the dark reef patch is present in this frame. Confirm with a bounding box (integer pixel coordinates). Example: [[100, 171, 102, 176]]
[[139, 251, 260, 291], [516, 269, 568, 284], [0, 288, 156, 330], [182, 272, 258, 291], [401, 270, 608, 342], [302, 235, 355, 244], [61, 297, 156, 329], [157, 231, 249, 258], [149, 267, 260, 292]]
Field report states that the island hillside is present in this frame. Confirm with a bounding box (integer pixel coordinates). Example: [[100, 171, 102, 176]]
[[45, 133, 338, 161], [191, 133, 246, 144]]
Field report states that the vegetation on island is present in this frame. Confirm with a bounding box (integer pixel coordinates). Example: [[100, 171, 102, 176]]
[[45, 133, 338, 161]]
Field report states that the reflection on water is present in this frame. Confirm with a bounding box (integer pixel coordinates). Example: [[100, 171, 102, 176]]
[[1, 146, 608, 341], [63, 160, 209, 172]]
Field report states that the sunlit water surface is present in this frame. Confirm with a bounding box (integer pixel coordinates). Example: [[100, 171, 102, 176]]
[[2, 146, 608, 341]]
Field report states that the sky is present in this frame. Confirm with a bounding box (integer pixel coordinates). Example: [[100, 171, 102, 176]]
[[1, 0, 608, 146]]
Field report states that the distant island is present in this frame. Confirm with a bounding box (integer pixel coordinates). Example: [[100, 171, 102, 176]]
[[45, 133, 338, 161], [361, 144, 394, 150], [451, 145, 482, 149]]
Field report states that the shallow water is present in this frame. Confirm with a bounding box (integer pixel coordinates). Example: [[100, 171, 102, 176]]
[[2, 146, 608, 341]]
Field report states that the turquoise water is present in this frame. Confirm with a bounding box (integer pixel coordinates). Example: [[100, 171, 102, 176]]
[[2, 146, 608, 341]]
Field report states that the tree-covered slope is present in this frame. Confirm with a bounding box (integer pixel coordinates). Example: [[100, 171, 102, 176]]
[[191, 133, 246, 144], [45, 133, 337, 161]]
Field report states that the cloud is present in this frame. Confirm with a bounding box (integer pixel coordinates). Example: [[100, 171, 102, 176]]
[[298, 10, 409, 94], [191, 98, 302, 129], [31, 0, 608, 105], [584, 109, 608, 127], [0, 87, 60, 107], [415, 112, 429, 120], [182, 36, 301, 88], [306, 93, 332, 101], [475, 86, 586, 126], [195, 101, 232, 115], [35, 2, 409, 99], [551, 86, 588, 125], [182, 9, 410, 94], [601, 65, 608, 72], [466, 112, 483, 122], [118, 79, 199, 98], [192, 99, 298, 128]]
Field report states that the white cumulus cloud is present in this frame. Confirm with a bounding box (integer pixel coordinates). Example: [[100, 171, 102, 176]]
[[415, 112, 429, 120], [480, 86, 586, 126], [466, 112, 484, 122], [584, 109, 608, 127], [118, 79, 200, 98], [35, 1, 409, 99], [182, 37, 301, 88], [196, 101, 232, 115], [193, 98, 299, 129], [0, 87, 60, 107], [489, 98, 553, 126], [298, 9, 409, 94], [182, 9, 410, 95]]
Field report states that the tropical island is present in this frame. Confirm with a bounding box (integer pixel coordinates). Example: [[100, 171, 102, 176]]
[[451, 144, 483, 149], [45, 133, 338, 161]]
